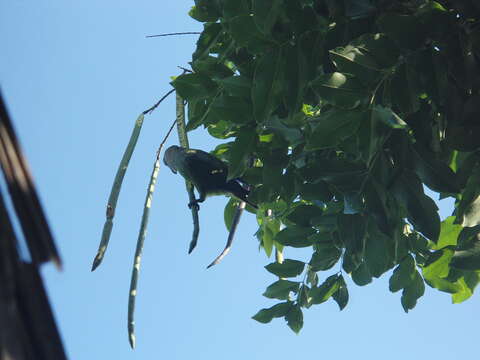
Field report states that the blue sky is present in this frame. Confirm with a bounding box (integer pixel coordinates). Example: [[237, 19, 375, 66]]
[[1, 2, 476, 359]]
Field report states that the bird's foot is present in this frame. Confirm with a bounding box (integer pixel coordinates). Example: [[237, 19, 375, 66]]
[[188, 201, 200, 211]]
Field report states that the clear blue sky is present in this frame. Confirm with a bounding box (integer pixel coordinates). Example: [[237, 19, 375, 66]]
[[1, 2, 476, 359]]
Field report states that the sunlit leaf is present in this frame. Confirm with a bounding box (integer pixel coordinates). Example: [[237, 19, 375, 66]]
[[310, 274, 340, 304]]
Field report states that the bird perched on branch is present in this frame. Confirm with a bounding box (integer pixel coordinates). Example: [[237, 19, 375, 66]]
[[163, 145, 257, 210]]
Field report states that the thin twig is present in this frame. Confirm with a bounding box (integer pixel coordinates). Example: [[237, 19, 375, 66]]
[[127, 118, 177, 349], [177, 66, 193, 73], [143, 88, 175, 115], [146, 32, 201, 38], [157, 120, 178, 157], [207, 201, 246, 268]]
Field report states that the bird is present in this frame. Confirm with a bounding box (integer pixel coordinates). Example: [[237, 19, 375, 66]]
[[163, 145, 258, 210]]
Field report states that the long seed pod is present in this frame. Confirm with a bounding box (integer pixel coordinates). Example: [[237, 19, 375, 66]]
[[92, 113, 145, 271], [175, 93, 200, 253], [92, 89, 175, 271], [127, 120, 176, 349]]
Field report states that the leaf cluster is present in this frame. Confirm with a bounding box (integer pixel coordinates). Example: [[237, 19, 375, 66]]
[[172, 0, 480, 332]]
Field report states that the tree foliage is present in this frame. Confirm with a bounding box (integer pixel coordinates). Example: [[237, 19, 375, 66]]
[[172, 0, 480, 332]]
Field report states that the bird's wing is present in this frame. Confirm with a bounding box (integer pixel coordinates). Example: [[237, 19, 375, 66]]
[[184, 149, 228, 179]]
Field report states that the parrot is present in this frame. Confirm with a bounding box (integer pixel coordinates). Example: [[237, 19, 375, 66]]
[[163, 145, 258, 210]]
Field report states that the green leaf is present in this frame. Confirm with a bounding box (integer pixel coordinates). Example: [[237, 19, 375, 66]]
[[390, 62, 422, 114], [411, 144, 460, 194], [310, 274, 340, 304], [227, 128, 256, 180], [192, 23, 222, 59], [451, 277, 473, 304], [257, 215, 280, 257], [263, 280, 300, 300], [432, 216, 462, 250], [265, 259, 306, 278], [252, 301, 293, 323], [462, 271, 480, 298], [456, 165, 480, 227], [189, 1, 220, 22], [416, 1, 454, 41], [222, 0, 249, 18], [171, 73, 217, 101], [208, 95, 253, 125], [262, 160, 284, 190], [300, 158, 366, 192], [309, 243, 342, 271], [253, 48, 284, 123], [310, 214, 337, 233], [351, 262, 372, 286], [451, 240, 480, 271], [457, 225, 480, 248], [450, 151, 479, 188], [286, 205, 324, 227], [275, 226, 317, 248], [253, 0, 283, 35], [372, 105, 407, 129], [329, 42, 383, 85], [310, 72, 368, 109], [392, 171, 440, 242], [216, 75, 251, 99], [263, 116, 304, 145], [348, 33, 400, 68], [389, 254, 416, 292], [401, 270, 425, 312], [285, 305, 303, 334], [365, 221, 391, 278], [410, 48, 448, 106], [332, 275, 349, 310], [228, 15, 268, 53], [363, 178, 390, 233], [284, 42, 310, 117], [422, 249, 463, 294], [306, 109, 365, 150], [425, 276, 462, 294], [186, 98, 208, 131], [343, 192, 363, 215], [297, 284, 311, 308], [423, 248, 454, 280], [298, 181, 333, 203], [191, 55, 234, 79], [338, 214, 367, 272], [377, 14, 426, 50]]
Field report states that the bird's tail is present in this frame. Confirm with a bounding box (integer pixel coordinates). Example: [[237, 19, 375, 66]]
[[224, 179, 258, 209]]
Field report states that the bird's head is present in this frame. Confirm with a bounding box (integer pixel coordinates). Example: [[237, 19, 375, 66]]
[[163, 145, 181, 174]]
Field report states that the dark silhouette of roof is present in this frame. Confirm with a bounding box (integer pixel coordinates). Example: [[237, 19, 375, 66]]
[[0, 91, 66, 360]]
